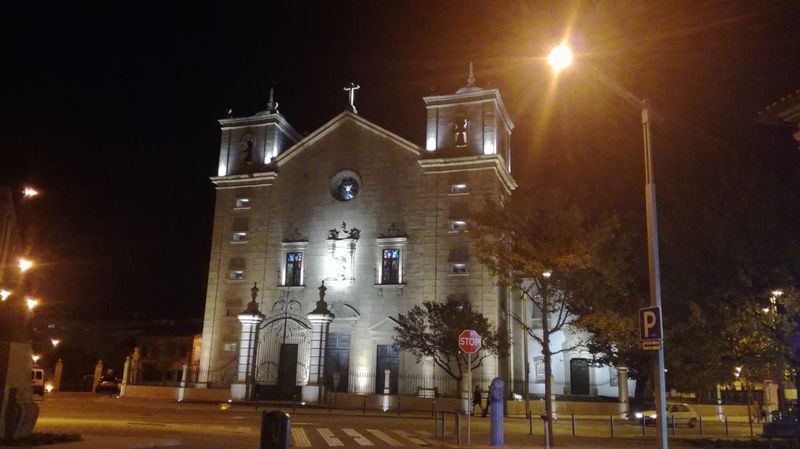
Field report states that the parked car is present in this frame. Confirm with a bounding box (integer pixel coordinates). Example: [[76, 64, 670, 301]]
[[635, 402, 699, 427], [95, 375, 121, 394]]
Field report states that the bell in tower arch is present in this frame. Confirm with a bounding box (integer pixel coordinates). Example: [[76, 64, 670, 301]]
[[454, 115, 469, 148]]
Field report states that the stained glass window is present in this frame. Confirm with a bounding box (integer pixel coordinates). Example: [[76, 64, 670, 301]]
[[285, 252, 303, 286], [381, 248, 400, 284]]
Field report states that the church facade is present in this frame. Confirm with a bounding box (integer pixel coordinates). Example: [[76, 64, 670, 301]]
[[196, 70, 632, 402]]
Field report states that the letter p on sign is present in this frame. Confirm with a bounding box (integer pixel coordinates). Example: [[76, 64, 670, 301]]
[[639, 306, 662, 341]]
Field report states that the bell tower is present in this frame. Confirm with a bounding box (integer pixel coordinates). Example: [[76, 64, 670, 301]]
[[422, 62, 514, 173], [217, 87, 302, 177]]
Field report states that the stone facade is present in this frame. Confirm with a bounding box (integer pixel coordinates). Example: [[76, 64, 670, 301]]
[[197, 73, 517, 400]]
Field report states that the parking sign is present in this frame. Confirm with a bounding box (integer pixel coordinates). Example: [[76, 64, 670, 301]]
[[639, 306, 662, 341]]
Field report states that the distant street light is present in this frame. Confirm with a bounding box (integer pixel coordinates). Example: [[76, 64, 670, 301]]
[[548, 41, 668, 449], [546, 43, 573, 75], [0, 289, 10, 301], [26, 297, 38, 312], [18, 258, 33, 273], [542, 270, 552, 278], [31, 354, 40, 363], [22, 187, 39, 198], [51, 338, 61, 348]]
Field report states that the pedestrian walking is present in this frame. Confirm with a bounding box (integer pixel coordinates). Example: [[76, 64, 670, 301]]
[[472, 385, 482, 416], [482, 389, 490, 417]]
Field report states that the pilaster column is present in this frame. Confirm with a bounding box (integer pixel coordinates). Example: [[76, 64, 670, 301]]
[[233, 283, 265, 401], [306, 282, 335, 402]]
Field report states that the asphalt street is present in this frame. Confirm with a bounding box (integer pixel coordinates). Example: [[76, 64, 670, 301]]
[[19, 393, 763, 449]]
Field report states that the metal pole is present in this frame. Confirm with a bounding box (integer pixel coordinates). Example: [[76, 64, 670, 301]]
[[522, 294, 530, 419], [724, 415, 729, 436], [397, 396, 401, 416], [441, 412, 446, 441], [671, 415, 676, 435], [363, 395, 367, 415], [434, 409, 439, 438], [610, 415, 615, 438], [467, 355, 472, 446], [528, 411, 533, 436], [642, 416, 647, 436], [572, 413, 576, 436], [749, 415, 754, 436], [544, 417, 551, 449], [642, 100, 668, 449], [699, 416, 703, 436]]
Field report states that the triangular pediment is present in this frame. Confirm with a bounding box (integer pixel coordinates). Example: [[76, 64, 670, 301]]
[[275, 111, 422, 166], [368, 316, 399, 336]]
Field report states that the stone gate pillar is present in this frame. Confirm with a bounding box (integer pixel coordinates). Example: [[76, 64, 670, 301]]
[[232, 283, 265, 401], [617, 366, 629, 417], [305, 281, 335, 404]]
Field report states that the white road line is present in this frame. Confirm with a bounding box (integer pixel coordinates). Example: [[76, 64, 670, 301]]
[[393, 430, 429, 446], [366, 429, 403, 447], [291, 428, 311, 447], [343, 428, 374, 446], [414, 430, 456, 448], [318, 428, 344, 446]]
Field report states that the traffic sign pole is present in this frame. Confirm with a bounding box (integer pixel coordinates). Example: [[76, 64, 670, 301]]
[[458, 329, 481, 447]]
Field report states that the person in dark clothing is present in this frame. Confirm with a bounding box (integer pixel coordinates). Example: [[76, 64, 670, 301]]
[[482, 387, 490, 417], [472, 385, 482, 416]]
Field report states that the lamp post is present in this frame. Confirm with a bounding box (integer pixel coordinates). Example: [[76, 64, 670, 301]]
[[547, 43, 669, 449]]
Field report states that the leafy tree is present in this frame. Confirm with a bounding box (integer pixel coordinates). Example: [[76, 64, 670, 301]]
[[392, 298, 509, 397], [472, 188, 624, 444]]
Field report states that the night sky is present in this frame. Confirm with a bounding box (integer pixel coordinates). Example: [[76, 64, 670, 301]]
[[1, 1, 799, 321]]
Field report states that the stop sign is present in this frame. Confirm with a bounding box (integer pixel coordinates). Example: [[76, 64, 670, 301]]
[[458, 329, 482, 353]]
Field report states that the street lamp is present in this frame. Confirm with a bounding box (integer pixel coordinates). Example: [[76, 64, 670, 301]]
[[548, 42, 669, 449], [18, 258, 33, 273], [0, 289, 10, 301], [26, 297, 38, 312], [51, 338, 61, 348], [22, 187, 39, 198]]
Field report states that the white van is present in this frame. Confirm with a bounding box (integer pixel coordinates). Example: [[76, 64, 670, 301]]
[[31, 368, 45, 395]]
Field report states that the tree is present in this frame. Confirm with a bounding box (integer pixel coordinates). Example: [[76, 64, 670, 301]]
[[392, 298, 508, 399], [472, 188, 623, 444]]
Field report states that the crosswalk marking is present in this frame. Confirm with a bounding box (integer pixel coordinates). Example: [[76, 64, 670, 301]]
[[414, 430, 456, 448], [291, 428, 311, 447], [366, 429, 403, 447], [318, 428, 344, 446], [343, 428, 374, 446], [393, 430, 428, 446]]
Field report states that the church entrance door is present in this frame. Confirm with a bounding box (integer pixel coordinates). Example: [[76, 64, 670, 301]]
[[325, 333, 351, 392], [375, 344, 399, 395], [277, 344, 298, 393], [570, 358, 590, 395]]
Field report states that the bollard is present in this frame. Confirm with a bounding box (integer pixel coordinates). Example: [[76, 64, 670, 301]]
[[441, 412, 446, 441], [610, 415, 615, 438], [432, 399, 436, 418], [329, 394, 333, 413], [528, 411, 533, 436], [455, 412, 461, 446], [572, 413, 576, 436], [397, 396, 401, 416], [434, 410, 439, 438], [363, 396, 367, 415], [749, 416, 754, 436], [260, 410, 290, 449], [671, 415, 676, 435], [724, 414, 729, 436], [642, 416, 647, 436], [699, 415, 703, 436]]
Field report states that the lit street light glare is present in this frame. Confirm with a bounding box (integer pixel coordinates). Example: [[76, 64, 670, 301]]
[[0, 289, 10, 301], [18, 258, 33, 272], [51, 338, 61, 348], [547, 43, 573, 75], [22, 187, 39, 198], [31, 354, 40, 363], [26, 297, 38, 311]]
